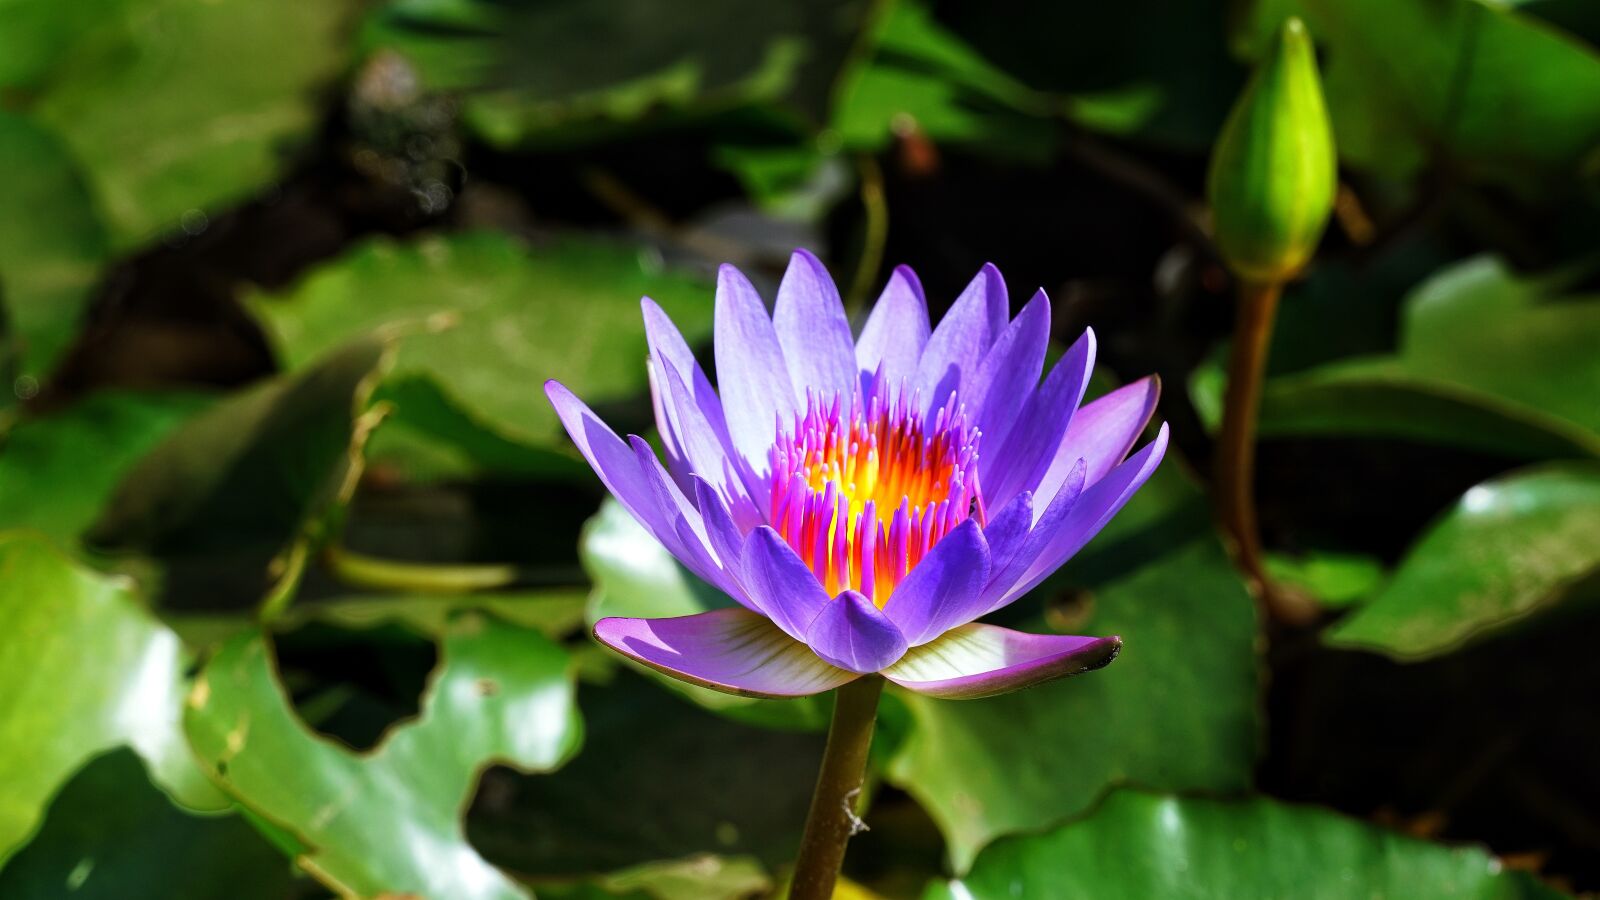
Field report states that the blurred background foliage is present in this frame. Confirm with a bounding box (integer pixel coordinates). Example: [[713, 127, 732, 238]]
[[0, 0, 1598, 897]]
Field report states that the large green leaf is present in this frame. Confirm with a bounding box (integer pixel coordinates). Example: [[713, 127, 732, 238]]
[[86, 337, 392, 591], [185, 615, 582, 898], [0, 750, 296, 899], [1326, 463, 1600, 660], [0, 111, 110, 382], [364, 0, 867, 147], [580, 499, 831, 730], [1255, 0, 1600, 192], [886, 463, 1260, 871], [0, 532, 224, 864], [0, 391, 212, 548], [1199, 256, 1600, 459], [929, 789, 1560, 899], [24, 0, 356, 248], [468, 673, 820, 879], [251, 231, 715, 477], [0, 0, 126, 90]]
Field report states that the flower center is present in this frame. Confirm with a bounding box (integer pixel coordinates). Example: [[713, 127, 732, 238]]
[[767, 386, 985, 605]]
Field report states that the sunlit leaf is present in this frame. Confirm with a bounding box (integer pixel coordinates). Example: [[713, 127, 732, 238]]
[[0, 111, 110, 383], [185, 615, 582, 898], [251, 232, 715, 477], [930, 789, 1561, 899], [0, 533, 224, 864], [0, 750, 296, 900], [0, 391, 212, 548], [886, 462, 1259, 871], [1326, 463, 1600, 660], [24, 0, 358, 248]]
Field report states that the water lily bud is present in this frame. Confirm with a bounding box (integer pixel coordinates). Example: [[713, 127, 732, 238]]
[[1207, 17, 1336, 283]]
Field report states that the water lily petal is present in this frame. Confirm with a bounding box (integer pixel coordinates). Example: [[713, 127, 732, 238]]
[[966, 289, 1050, 453], [882, 519, 993, 646], [595, 609, 858, 698], [775, 249, 857, 404], [805, 590, 909, 673], [740, 525, 831, 642], [915, 263, 1007, 413], [883, 624, 1121, 699], [990, 424, 1170, 610], [655, 356, 764, 529], [982, 328, 1095, 508], [626, 436, 740, 598], [714, 264, 796, 474], [981, 490, 1033, 577], [984, 458, 1086, 606], [1033, 375, 1161, 509], [856, 265, 931, 395], [546, 380, 679, 550]]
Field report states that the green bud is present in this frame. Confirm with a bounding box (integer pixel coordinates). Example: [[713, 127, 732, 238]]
[[1207, 17, 1336, 283]]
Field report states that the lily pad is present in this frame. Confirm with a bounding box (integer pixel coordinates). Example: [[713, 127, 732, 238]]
[[25, 0, 357, 248], [184, 615, 583, 899], [0, 391, 212, 548], [0, 749, 296, 900], [0, 110, 110, 383], [1326, 463, 1600, 660], [930, 789, 1560, 899], [886, 462, 1260, 871], [0, 532, 224, 864], [251, 231, 716, 477]]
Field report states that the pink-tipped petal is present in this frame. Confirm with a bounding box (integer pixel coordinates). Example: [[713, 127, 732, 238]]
[[714, 264, 796, 472], [856, 265, 931, 394], [883, 624, 1121, 699], [595, 609, 858, 698], [775, 249, 857, 403], [805, 590, 910, 673]]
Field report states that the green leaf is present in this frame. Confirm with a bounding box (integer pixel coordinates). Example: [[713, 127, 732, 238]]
[[581, 500, 831, 730], [1200, 255, 1600, 459], [468, 673, 820, 878], [886, 464, 1260, 871], [364, 0, 867, 148], [0, 391, 212, 548], [86, 336, 392, 589], [0, 0, 126, 90], [0, 749, 296, 900], [0, 110, 111, 382], [0, 532, 224, 864], [251, 231, 716, 478], [25, 0, 357, 248], [184, 615, 583, 898], [930, 789, 1560, 899], [1266, 549, 1385, 609], [1296, 0, 1600, 192], [285, 588, 590, 640], [1326, 463, 1600, 660]]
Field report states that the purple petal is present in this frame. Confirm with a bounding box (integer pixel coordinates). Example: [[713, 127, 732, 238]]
[[714, 264, 796, 473], [655, 357, 763, 530], [915, 264, 1007, 412], [856, 266, 931, 394], [980, 329, 1095, 508], [646, 360, 693, 491], [626, 436, 740, 598], [693, 476, 747, 574], [774, 249, 857, 403], [804, 591, 909, 673], [981, 490, 1033, 577], [595, 609, 858, 698], [988, 424, 1170, 611], [883, 624, 1121, 699], [965, 289, 1050, 453], [1033, 376, 1161, 508], [983, 458, 1085, 607], [546, 381, 676, 547], [881, 519, 993, 646], [740, 526, 830, 643]]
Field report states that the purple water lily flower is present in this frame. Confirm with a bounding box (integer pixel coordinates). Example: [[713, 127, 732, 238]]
[[546, 251, 1167, 700]]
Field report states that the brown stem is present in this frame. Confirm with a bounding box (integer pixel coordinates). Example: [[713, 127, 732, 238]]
[[789, 676, 884, 900], [1214, 280, 1318, 625]]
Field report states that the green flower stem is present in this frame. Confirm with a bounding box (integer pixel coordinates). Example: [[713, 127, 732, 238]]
[[322, 544, 519, 594], [1215, 279, 1318, 625], [790, 676, 884, 900]]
